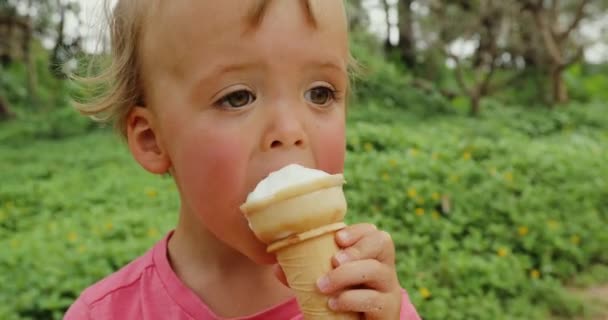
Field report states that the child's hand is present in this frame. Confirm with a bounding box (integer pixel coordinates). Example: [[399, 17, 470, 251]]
[[319, 223, 402, 319], [273, 223, 402, 319]]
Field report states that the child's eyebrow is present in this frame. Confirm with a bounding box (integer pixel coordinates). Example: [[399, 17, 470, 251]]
[[313, 60, 348, 75], [189, 61, 262, 91], [193, 58, 345, 85], [246, 0, 317, 31]]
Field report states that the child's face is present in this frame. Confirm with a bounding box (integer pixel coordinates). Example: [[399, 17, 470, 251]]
[[140, 1, 349, 263]]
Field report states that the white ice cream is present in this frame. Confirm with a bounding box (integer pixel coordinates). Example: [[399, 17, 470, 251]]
[[247, 164, 329, 203]]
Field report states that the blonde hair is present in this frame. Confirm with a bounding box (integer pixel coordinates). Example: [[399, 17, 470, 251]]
[[72, 0, 155, 139], [73, 0, 358, 139]]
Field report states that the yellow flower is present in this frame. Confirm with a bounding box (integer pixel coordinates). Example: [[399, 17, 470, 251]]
[[432, 211, 440, 220], [415, 197, 425, 205], [10, 239, 19, 248], [449, 175, 460, 182], [145, 188, 158, 198], [407, 188, 417, 199], [415, 208, 425, 216], [518, 226, 529, 236], [419, 287, 431, 299], [409, 148, 419, 157], [364, 143, 373, 152], [530, 269, 540, 279], [105, 222, 114, 231], [78, 245, 87, 253], [431, 192, 440, 201], [462, 151, 472, 160], [388, 159, 398, 167], [67, 231, 78, 242], [547, 220, 560, 230], [431, 153, 439, 160], [570, 235, 580, 245], [497, 247, 508, 257], [382, 173, 390, 181], [504, 172, 513, 183], [148, 227, 159, 238]]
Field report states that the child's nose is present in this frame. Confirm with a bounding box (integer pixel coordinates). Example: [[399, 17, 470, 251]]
[[261, 109, 307, 151]]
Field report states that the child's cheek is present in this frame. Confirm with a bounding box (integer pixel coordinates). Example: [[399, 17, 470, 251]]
[[314, 121, 346, 175], [174, 130, 249, 218]]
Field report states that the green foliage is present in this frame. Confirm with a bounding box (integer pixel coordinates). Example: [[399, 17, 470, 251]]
[[343, 102, 607, 319], [0, 42, 70, 112], [0, 105, 100, 145], [0, 43, 101, 144], [1, 102, 607, 319], [348, 30, 453, 117], [566, 63, 608, 102]]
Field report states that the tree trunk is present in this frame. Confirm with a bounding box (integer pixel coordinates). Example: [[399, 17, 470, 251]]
[[24, 21, 37, 107], [0, 95, 13, 120], [551, 67, 568, 105], [24, 0, 37, 107], [470, 94, 481, 116], [398, 0, 416, 68], [50, 0, 67, 78], [381, 0, 393, 53]]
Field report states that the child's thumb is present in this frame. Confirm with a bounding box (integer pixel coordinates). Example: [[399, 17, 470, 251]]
[[272, 264, 289, 287]]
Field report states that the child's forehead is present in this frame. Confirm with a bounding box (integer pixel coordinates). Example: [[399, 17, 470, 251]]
[[143, 0, 346, 42], [140, 0, 348, 81]]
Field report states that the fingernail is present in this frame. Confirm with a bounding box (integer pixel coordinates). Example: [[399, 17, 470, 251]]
[[337, 230, 349, 242], [328, 297, 338, 310], [317, 276, 330, 292], [335, 251, 349, 265]]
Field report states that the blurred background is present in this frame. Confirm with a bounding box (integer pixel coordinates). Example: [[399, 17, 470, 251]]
[[1, 0, 607, 319]]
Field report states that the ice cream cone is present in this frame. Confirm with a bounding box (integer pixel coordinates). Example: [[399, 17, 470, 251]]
[[241, 172, 359, 320], [270, 223, 358, 320]]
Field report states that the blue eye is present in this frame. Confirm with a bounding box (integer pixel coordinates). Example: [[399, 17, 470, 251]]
[[216, 90, 256, 109], [305, 86, 336, 106]]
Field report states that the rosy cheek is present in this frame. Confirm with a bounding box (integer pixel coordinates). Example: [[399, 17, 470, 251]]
[[315, 120, 346, 175], [173, 129, 248, 213]]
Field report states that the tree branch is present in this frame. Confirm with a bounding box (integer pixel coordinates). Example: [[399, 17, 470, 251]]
[[445, 50, 471, 96], [411, 78, 458, 100], [563, 46, 584, 68], [549, 0, 561, 38], [531, 8, 563, 65], [479, 61, 497, 96], [486, 71, 527, 94], [558, 0, 590, 41], [550, 0, 559, 24]]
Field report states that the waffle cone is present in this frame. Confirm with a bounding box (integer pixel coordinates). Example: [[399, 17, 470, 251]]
[[271, 224, 359, 320]]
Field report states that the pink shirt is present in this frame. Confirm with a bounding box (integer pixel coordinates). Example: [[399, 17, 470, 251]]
[[65, 232, 420, 319]]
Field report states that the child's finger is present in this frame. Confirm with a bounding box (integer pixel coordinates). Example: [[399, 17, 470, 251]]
[[317, 259, 395, 294], [272, 264, 289, 287], [333, 229, 395, 267], [335, 223, 377, 247], [327, 289, 389, 319]]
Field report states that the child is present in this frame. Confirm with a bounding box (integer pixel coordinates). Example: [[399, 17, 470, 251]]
[[65, 0, 420, 319]]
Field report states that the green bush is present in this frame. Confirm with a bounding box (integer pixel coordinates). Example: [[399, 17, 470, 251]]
[[0, 106, 102, 146], [565, 63, 608, 102], [348, 31, 453, 117]]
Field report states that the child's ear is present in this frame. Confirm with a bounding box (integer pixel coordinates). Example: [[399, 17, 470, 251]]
[[126, 107, 171, 174]]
